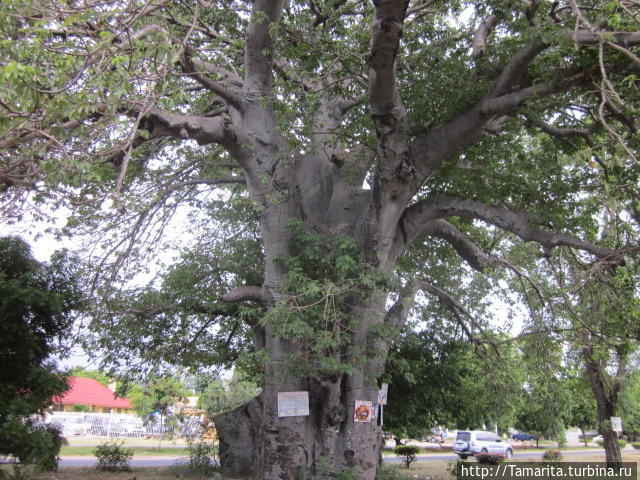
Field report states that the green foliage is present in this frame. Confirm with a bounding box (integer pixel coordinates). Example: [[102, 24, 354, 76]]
[[447, 461, 466, 477], [619, 370, 640, 441], [618, 439, 627, 449], [127, 375, 186, 416], [71, 403, 92, 412], [393, 445, 420, 468], [262, 222, 391, 377], [383, 328, 524, 438], [68, 367, 111, 387], [542, 449, 563, 462], [477, 454, 504, 465], [186, 437, 218, 475], [198, 373, 259, 417], [631, 442, 640, 450], [336, 467, 358, 480], [0, 236, 83, 470], [375, 466, 409, 480], [0, 466, 37, 480], [93, 441, 133, 472]]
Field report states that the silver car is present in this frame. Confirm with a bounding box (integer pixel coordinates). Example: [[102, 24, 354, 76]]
[[453, 430, 513, 460]]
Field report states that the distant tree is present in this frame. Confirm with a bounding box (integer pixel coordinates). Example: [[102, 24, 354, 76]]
[[383, 328, 524, 440], [619, 369, 640, 442], [68, 367, 111, 387], [129, 375, 187, 415], [199, 372, 260, 417], [565, 374, 597, 446], [515, 337, 571, 448], [0, 236, 83, 469]]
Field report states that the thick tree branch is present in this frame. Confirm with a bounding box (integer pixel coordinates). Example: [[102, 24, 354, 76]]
[[222, 286, 266, 303], [399, 194, 617, 259], [181, 50, 243, 108], [422, 219, 500, 271], [472, 14, 501, 59], [489, 42, 548, 97], [244, 0, 286, 97]]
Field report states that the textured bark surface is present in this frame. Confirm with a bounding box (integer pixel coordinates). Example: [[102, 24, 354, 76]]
[[215, 396, 263, 478]]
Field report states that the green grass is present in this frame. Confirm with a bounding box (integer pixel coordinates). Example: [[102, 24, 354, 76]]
[[60, 446, 191, 456]]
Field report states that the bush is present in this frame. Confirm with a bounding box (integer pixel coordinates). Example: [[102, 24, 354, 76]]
[[618, 439, 627, 449], [477, 454, 504, 465], [579, 436, 593, 443], [393, 445, 421, 468], [71, 404, 92, 412], [5, 424, 67, 471], [337, 468, 358, 480], [187, 438, 218, 475], [93, 441, 133, 472], [0, 466, 37, 480], [543, 449, 563, 461], [447, 460, 466, 477], [631, 442, 640, 450], [375, 465, 410, 480], [596, 440, 604, 447]]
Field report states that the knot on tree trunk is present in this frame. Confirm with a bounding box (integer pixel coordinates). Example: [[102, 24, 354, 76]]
[[325, 403, 346, 427]]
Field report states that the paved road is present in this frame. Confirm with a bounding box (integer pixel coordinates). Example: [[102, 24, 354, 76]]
[[59, 449, 610, 468]]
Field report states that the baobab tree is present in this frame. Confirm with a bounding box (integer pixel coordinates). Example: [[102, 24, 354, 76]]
[[1, 0, 640, 478]]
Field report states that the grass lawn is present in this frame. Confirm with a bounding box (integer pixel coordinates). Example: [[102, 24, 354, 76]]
[[59, 446, 191, 456]]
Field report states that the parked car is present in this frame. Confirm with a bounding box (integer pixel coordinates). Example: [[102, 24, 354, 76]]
[[424, 430, 446, 443], [512, 433, 537, 441], [453, 431, 513, 460], [592, 435, 603, 442]]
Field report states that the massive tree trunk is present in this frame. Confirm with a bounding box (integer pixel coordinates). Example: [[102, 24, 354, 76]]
[[216, 292, 389, 479]]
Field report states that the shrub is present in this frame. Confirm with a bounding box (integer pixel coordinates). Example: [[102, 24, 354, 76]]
[[447, 460, 466, 477], [93, 441, 133, 471], [543, 449, 563, 461], [375, 465, 409, 480], [596, 440, 604, 447], [187, 438, 218, 475], [393, 445, 421, 468], [579, 436, 593, 443], [477, 454, 504, 465], [7, 424, 67, 471], [71, 404, 92, 412], [0, 466, 37, 480], [618, 439, 627, 449], [337, 468, 358, 480]]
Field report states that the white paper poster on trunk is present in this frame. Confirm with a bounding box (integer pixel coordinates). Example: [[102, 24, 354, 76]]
[[378, 383, 388, 405], [278, 391, 309, 417], [611, 416, 623, 432], [354, 400, 373, 423]]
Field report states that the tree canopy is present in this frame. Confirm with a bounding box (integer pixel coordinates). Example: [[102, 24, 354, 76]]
[[2, 0, 640, 478]]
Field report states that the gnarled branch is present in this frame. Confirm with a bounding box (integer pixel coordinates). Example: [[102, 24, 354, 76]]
[[222, 286, 266, 303], [399, 194, 617, 259]]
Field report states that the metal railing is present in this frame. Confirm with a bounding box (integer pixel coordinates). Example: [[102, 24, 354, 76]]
[[45, 411, 205, 439]]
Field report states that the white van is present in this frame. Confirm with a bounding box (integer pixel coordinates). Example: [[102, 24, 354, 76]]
[[453, 430, 513, 460]]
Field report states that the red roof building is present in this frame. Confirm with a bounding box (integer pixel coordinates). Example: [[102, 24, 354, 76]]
[[53, 377, 133, 413]]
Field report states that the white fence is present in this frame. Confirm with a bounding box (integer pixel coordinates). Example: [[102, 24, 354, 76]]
[[45, 411, 204, 439]]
